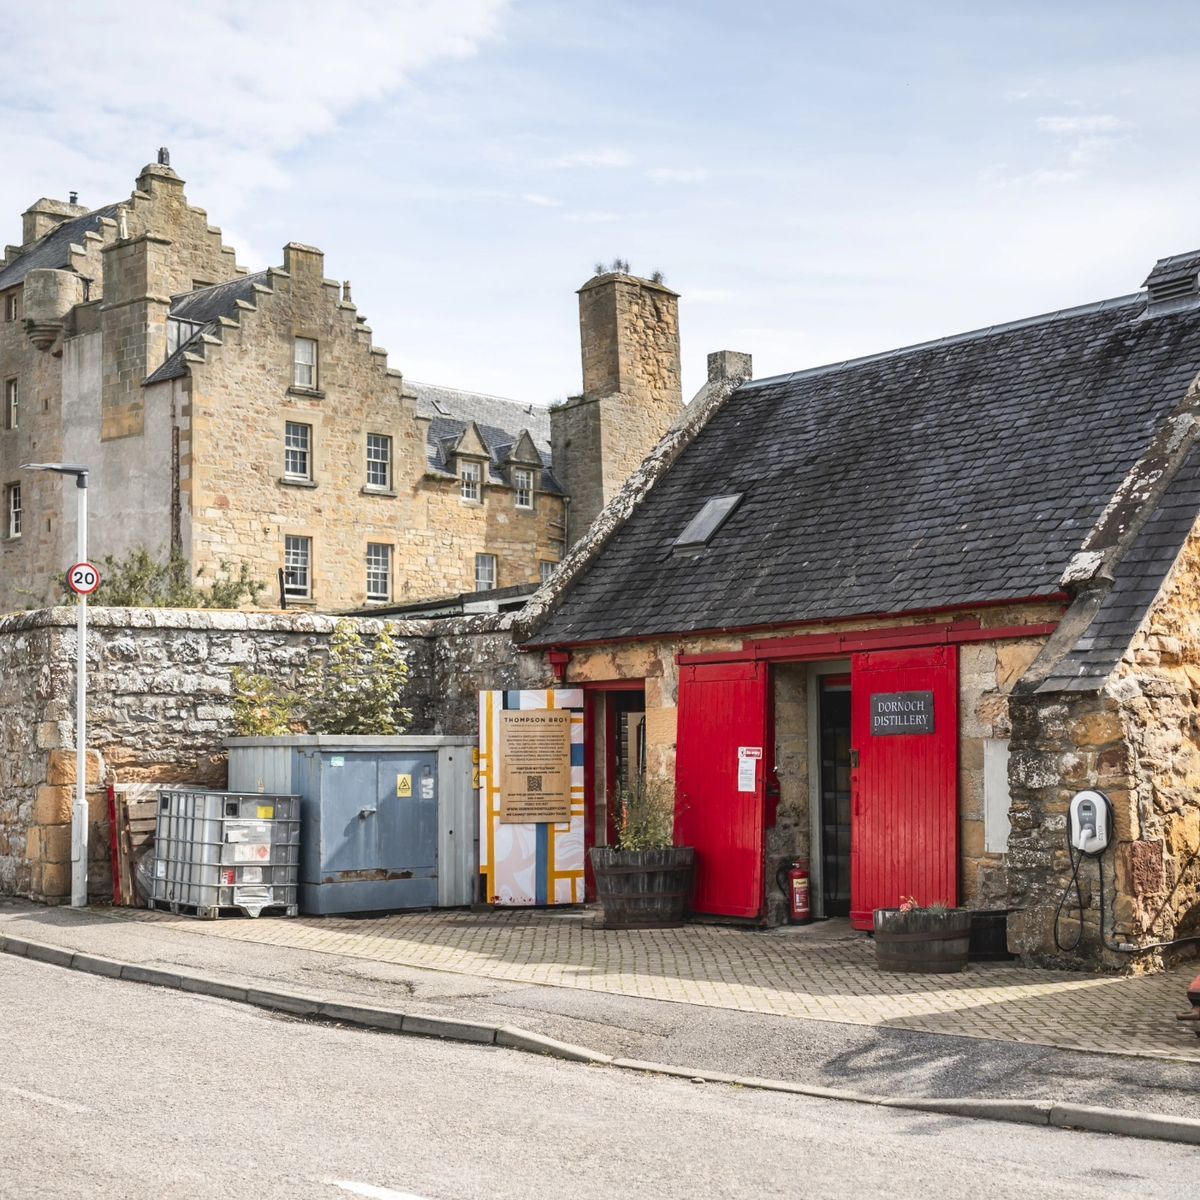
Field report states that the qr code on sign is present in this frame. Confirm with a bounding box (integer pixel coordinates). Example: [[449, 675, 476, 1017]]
[[526, 774, 543, 793]]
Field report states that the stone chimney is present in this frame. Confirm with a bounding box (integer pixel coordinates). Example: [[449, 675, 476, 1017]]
[[551, 271, 683, 543], [99, 231, 172, 441], [21, 197, 88, 247]]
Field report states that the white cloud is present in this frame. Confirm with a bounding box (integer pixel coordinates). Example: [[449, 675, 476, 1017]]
[[552, 148, 634, 169], [0, 0, 510, 239], [522, 192, 562, 207], [647, 167, 709, 184], [563, 211, 622, 223], [1035, 114, 1132, 135]]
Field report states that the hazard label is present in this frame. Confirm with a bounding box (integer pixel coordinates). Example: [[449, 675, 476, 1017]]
[[396, 773, 413, 798]]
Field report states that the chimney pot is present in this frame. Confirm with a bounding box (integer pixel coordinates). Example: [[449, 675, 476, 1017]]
[[69, 191, 78, 205], [157, 147, 170, 166]]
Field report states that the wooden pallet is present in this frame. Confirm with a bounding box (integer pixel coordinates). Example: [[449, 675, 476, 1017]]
[[148, 898, 299, 920], [108, 784, 160, 907]]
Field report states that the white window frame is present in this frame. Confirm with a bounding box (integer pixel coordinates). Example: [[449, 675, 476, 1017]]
[[366, 433, 392, 490], [366, 542, 392, 602], [460, 460, 482, 503], [539, 559, 556, 585], [513, 467, 534, 510], [293, 337, 318, 389], [4, 379, 16, 431], [4, 293, 16, 322], [284, 421, 312, 480], [6, 483, 20, 539], [475, 553, 497, 592], [284, 535, 312, 599]]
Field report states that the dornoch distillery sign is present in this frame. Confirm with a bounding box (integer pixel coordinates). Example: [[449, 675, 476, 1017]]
[[870, 691, 935, 736]]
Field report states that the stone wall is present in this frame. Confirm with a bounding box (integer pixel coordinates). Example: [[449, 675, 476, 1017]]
[[0, 606, 542, 904], [184, 241, 566, 608], [1009, 524, 1200, 968]]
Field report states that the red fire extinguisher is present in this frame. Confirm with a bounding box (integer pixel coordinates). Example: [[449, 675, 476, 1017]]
[[787, 859, 812, 925]]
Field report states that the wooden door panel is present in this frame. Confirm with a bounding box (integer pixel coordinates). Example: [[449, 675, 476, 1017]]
[[850, 646, 958, 930], [676, 662, 769, 918]]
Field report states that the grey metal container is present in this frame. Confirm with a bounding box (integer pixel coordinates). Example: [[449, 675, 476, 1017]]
[[151, 789, 300, 918], [226, 736, 476, 914]]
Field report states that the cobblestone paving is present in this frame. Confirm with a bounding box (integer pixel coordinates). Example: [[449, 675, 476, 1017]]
[[105, 906, 1200, 1062]]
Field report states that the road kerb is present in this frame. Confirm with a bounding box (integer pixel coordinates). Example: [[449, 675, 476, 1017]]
[[1050, 1103, 1200, 1145], [4, 933, 1200, 1147]]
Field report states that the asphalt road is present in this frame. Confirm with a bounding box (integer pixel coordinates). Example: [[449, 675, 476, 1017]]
[[1, 956, 1196, 1200], [5, 903, 1199, 1119]]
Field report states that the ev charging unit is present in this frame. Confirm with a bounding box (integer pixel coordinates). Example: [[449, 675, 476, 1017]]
[[1069, 789, 1113, 856]]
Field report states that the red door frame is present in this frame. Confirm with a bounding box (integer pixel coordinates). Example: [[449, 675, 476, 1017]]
[[581, 680, 646, 902]]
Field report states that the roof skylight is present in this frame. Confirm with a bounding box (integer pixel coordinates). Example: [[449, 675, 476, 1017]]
[[673, 494, 743, 551]]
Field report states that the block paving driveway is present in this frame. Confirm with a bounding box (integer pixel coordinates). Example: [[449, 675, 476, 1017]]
[[106, 906, 1200, 1062]]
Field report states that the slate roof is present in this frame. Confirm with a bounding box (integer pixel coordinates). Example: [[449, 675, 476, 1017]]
[[144, 273, 269, 385], [0, 204, 121, 291], [1037, 438, 1200, 693], [409, 380, 563, 494], [530, 291, 1200, 647]]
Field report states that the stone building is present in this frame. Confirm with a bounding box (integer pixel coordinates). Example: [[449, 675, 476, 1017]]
[[518, 251, 1200, 968], [0, 153, 681, 613]]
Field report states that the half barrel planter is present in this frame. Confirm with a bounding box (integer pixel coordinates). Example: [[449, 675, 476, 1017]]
[[590, 846, 696, 929], [873, 907, 972, 973]]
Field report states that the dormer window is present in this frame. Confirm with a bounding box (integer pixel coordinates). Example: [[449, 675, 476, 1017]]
[[673, 494, 743, 553], [513, 467, 534, 509], [460, 460, 482, 502], [167, 318, 203, 355]]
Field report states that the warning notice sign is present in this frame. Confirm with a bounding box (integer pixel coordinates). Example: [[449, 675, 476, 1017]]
[[396, 773, 413, 798], [499, 709, 572, 824]]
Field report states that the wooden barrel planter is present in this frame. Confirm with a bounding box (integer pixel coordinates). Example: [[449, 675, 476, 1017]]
[[590, 846, 695, 929], [873, 908, 971, 974]]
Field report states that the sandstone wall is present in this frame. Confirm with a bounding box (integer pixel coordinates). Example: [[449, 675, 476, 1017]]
[[0, 606, 538, 904], [561, 603, 1058, 926], [187, 242, 564, 608]]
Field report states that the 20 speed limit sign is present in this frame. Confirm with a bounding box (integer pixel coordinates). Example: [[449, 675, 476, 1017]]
[[67, 561, 102, 596]]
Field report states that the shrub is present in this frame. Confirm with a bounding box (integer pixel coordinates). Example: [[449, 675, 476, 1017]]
[[614, 773, 676, 851], [84, 546, 265, 609]]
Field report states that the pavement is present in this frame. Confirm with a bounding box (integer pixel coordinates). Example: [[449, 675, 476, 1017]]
[[3, 900, 1200, 1131], [8, 953, 1198, 1200]]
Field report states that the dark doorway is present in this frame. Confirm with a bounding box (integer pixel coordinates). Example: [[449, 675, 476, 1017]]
[[818, 675, 852, 917]]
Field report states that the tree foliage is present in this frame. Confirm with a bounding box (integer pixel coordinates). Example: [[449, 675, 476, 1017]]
[[231, 620, 412, 737], [85, 546, 265, 609]]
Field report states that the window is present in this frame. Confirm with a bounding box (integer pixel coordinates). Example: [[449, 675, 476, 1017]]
[[5, 483, 20, 539], [513, 467, 534, 509], [539, 559, 556, 585], [167, 318, 202, 355], [293, 337, 318, 389], [284, 421, 312, 479], [673, 493, 743, 551], [4, 379, 16, 430], [366, 543, 392, 602], [284, 535, 312, 599], [4, 293, 16, 322], [366, 433, 392, 489], [460, 460, 481, 502], [475, 553, 496, 592]]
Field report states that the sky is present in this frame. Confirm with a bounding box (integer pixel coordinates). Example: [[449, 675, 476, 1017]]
[[3, 0, 1200, 404]]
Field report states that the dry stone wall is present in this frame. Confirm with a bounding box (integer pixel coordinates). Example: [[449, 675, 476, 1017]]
[[0, 606, 540, 904]]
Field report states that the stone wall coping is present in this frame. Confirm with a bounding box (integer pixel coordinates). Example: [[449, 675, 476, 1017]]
[[0, 606, 515, 640], [226, 735, 476, 748]]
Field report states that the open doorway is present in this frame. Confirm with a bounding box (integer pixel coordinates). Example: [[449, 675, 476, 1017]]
[[816, 674, 852, 918]]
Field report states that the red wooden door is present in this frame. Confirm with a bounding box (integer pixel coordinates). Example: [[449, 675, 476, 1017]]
[[676, 662, 770, 918], [849, 646, 958, 930]]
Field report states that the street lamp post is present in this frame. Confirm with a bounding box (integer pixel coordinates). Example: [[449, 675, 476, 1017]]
[[22, 463, 91, 907]]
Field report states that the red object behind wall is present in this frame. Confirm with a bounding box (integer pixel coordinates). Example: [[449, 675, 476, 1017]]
[[676, 661, 770, 919], [850, 646, 958, 930]]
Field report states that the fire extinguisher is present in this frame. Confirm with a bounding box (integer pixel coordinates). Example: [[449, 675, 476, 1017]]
[[784, 858, 812, 925]]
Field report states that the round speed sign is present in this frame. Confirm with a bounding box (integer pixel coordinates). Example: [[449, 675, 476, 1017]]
[[67, 561, 102, 596]]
